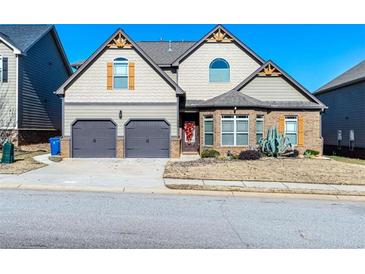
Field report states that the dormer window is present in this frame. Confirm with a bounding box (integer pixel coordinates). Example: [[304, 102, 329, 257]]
[[113, 57, 128, 89], [209, 58, 230, 83]]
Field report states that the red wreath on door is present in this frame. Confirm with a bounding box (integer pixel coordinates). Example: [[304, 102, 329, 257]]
[[184, 122, 196, 144]]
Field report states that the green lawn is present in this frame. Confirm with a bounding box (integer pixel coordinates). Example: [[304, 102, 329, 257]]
[[328, 155, 365, 166]]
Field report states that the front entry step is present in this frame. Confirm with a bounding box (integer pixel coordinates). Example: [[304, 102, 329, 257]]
[[182, 152, 199, 155]]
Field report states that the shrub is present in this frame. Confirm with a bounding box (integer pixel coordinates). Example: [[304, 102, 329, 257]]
[[292, 149, 300, 157], [238, 150, 261, 160], [304, 149, 320, 156], [201, 149, 220, 158], [258, 126, 291, 157]]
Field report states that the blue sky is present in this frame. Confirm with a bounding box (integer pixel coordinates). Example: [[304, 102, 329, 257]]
[[55, 24, 365, 92]]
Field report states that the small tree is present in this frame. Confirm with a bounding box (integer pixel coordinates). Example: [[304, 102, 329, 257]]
[[0, 84, 16, 148]]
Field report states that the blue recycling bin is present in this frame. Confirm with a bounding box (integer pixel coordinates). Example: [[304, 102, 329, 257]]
[[49, 137, 61, 156]]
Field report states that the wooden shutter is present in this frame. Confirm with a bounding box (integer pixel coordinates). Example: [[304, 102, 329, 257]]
[[128, 62, 135, 90], [107, 62, 113, 90], [2, 57, 8, 83], [278, 115, 284, 134], [298, 114, 304, 146]]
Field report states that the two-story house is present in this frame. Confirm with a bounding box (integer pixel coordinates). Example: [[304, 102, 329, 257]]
[[56, 25, 326, 158], [0, 25, 72, 145]]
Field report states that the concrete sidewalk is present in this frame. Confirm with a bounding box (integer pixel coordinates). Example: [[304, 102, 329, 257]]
[[164, 178, 365, 197], [1, 154, 365, 198]]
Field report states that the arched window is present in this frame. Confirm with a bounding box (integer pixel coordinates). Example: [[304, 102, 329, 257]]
[[113, 57, 128, 89], [209, 58, 230, 82]]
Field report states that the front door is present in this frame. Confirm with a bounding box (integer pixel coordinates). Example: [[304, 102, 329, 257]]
[[182, 120, 199, 153]]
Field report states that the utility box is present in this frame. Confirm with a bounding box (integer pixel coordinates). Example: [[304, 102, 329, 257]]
[[1, 141, 15, 164]]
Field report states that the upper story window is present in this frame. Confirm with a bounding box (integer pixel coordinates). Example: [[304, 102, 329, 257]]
[[113, 57, 128, 89], [209, 58, 230, 83], [0, 55, 3, 83]]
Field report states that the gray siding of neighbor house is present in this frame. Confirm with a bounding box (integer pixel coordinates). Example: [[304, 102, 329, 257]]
[[0, 41, 17, 128], [241, 76, 310, 101], [178, 42, 261, 101], [63, 103, 178, 137], [18, 31, 69, 130], [317, 81, 365, 148]]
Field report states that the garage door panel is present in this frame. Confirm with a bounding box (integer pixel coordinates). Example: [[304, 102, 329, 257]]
[[72, 120, 116, 158], [125, 120, 170, 158]]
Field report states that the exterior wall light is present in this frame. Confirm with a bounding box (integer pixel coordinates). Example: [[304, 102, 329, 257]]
[[119, 110, 123, 120]]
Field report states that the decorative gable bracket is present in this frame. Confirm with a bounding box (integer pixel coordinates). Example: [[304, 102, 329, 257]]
[[107, 32, 133, 49], [206, 28, 234, 43], [258, 63, 282, 77]]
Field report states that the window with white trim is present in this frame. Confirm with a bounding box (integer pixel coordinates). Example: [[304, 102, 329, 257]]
[[204, 116, 214, 146], [0, 55, 3, 83], [221, 115, 249, 146], [256, 115, 264, 144], [285, 116, 297, 145], [113, 57, 128, 89]]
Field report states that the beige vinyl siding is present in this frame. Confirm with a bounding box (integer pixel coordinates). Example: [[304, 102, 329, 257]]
[[0, 41, 17, 128], [241, 76, 310, 101], [178, 42, 261, 100], [65, 48, 177, 103], [317, 81, 365, 148], [64, 103, 178, 137], [162, 68, 177, 82]]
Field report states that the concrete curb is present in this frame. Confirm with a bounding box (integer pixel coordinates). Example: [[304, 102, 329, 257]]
[[2, 183, 365, 201], [164, 183, 365, 197]]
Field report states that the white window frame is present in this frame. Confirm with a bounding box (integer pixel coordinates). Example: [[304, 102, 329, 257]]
[[285, 116, 298, 146], [113, 58, 128, 89], [0, 55, 3, 83], [256, 115, 264, 143], [203, 116, 214, 146], [221, 115, 249, 146]]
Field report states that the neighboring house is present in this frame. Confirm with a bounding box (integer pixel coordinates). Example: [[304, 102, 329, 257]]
[[56, 25, 326, 158], [315, 60, 365, 159], [0, 25, 72, 145]]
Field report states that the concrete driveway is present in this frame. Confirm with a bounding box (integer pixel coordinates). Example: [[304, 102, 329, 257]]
[[0, 155, 169, 190]]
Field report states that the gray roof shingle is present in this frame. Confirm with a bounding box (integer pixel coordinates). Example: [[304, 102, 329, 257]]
[[136, 41, 195, 65], [195, 90, 267, 108], [0, 24, 53, 53], [185, 91, 324, 110], [315, 60, 365, 94]]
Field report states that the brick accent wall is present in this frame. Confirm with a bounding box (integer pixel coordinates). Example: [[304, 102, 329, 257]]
[[199, 109, 323, 156], [170, 137, 181, 158], [116, 137, 124, 158], [60, 137, 70, 158]]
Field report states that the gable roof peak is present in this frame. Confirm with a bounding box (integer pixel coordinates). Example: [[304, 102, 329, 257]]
[[55, 27, 184, 95], [171, 24, 265, 66], [233, 60, 326, 109]]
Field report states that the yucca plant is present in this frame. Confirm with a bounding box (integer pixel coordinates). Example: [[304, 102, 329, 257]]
[[258, 126, 291, 157]]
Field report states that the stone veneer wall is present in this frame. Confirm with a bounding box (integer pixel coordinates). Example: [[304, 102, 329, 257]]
[[60, 136, 181, 158], [199, 109, 323, 156]]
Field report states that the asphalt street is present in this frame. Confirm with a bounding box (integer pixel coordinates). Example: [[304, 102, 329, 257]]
[[0, 190, 365, 248]]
